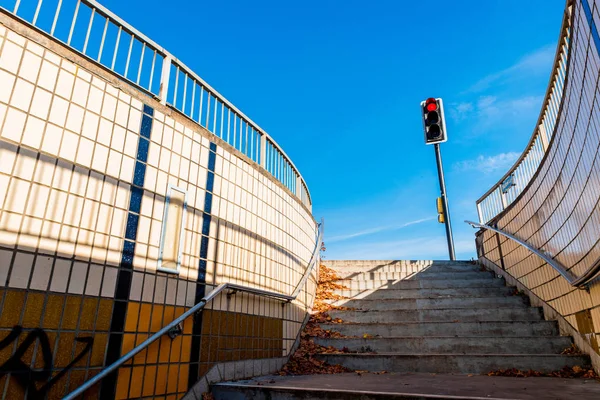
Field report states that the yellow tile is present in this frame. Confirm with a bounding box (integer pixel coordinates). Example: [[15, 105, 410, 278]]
[[89, 333, 107, 367], [79, 297, 99, 331], [128, 366, 144, 398], [155, 365, 168, 395], [42, 294, 65, 329], [138, 303, 152, 332], [96, 298, 113, 331], [142, 365, 158, 397], [178, 364, 189, 393], [0, 290, 25, 327], [21, 292, 45, 328], [150, 304, 165, 332], [61, 295, 82, 330], [121, 333, 136, 355], [166, 364, 179, 394], [54, 332, 75, 368], [124, 302, 140, 332], [115, 367, 132, 400]]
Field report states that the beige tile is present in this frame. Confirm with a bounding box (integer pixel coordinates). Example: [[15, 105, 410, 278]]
[[130, 271, 144, 301], [81, 111, 99, 141], [59, 130, 79, 162], [127, 108, 142, 132], [18, 51, 41, 84], [101, 266, 118, 297], [9, 251, 34, 289], [5, 178, 30, 214], [0, 139, 17, 174], [65, 103, 84, 134], [21, 116, 45, 149], [37, 60, 59, 92], [50, 258, 71, 292], [101, 93, 117, 120], [0, 69, 16, 104], [41, 124, 62, 156], [30, 87, 52, 120], [76, 136, 94, 168], [92, 143, 109, 173], [30, 254, 53, 290], [48, 95, 69, 127], [115, 100, 129, 128], [71, 77, 90, 107], [111, 125, 126, 152], [85, 263, 104, 296], [120, 155, 135, 182], [55, 69, 75, 100], [0, 249, 13, 285], [0, 40, 23, 74], [97, 117, 113, 147], [2, 107, 27, 143]]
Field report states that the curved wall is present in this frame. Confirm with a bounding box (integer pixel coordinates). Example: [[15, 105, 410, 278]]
[[0, 9, 317, 400], [477, 0, 600, 366]]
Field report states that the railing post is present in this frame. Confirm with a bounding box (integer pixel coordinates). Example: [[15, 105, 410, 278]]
[[539, 124, 549, 151], [500, 190, 508, 210], [296, 175, 302, 197], [159, 55, 172, 105], [476, 202, 483, 223], [260, 134, 267, 168]]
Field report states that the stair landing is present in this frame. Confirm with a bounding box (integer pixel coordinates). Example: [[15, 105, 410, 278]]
[[213, 372, 600, 399]]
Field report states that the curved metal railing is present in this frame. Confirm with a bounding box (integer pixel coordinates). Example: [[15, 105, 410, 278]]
[[476, 4, 572, 223], [466, 220, 600, 288], [0, 0, 312, 209], [62, 224, 323, 400]]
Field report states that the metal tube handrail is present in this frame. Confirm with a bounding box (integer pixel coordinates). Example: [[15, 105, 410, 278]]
[[464, 220, 599, 288], [63, 226, 322, 400]]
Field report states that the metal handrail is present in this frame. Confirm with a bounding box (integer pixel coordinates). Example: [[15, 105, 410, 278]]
[[465, 220, 600, 288], [475, 3, 573, 223], [63, 226, 323, 400]]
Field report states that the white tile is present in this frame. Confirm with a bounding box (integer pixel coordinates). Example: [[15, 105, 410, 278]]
[[97, 117, 113, 147], [21, 115, 45, 149], [0, 69, 16, 103], [67, 261, 88, 294], [61, 59, 77, 74], [43, 49, 60, 66], [75, 136, 94, 168], [33, 154, 55, 185], [59, 130, 79, 162], [9, 252, 34, 289], [10, 78, 34, 112], [84, 263, 103, 296], [91, 143, 109, 173], [101, 94, 117, 120], [65, 104, 84, 134], [7, 31, 25, 46], [111, 125, 126, 152], [124, 131, 138, 158], [119, 155, 134, 182], [81, 111, 99, 140], [41, 124, 63, 156], [0, 139, 17, 174], [115, 100, 129, 127], [71, 77, 90, 107], [91, 76, 106, 90], [48, 96, 69, 127], [2, 107, 26, 143], [106, 149, 122, 178], [0, 40, 23, 74], [118, 91, 131, 104], [55, 69, 75, 100], [101, 266, 117, 297], [50, 259, 71, 292], [127, 108, 142, 132], [105, 82, 118, 97], [0, 174, 9, 210], [129, 271, 143, 301], [37, 60, 59, 92], [30, 255, 53, 290], [76, 67, 92, 82], [0, 249, 12, 286], [131, 97, 142, 110], [30, 87, 52, 120], [87, 85, 103, 114], [17, 51, 41, 83]]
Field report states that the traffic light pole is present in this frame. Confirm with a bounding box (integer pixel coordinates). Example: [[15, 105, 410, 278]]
[[433, 143, 456, 261]]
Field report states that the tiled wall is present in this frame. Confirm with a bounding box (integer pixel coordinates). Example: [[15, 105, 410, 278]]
[[0, 15, 317, 400], [477, 0, 600, 364]]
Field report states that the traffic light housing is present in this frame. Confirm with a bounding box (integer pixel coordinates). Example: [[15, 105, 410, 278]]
[[421, 97, 447, 145], [437, 197, 445, 224]]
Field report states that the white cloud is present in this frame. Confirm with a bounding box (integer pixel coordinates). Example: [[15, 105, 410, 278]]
[[449, 95, 543, 122], [453, 152, 521, 174], [466, 45, 556, 93], [327, 216, 436, 243]]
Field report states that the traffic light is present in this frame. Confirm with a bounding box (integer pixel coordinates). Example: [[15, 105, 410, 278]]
[[421, 97, 447, 145], [437, 197, 445, 223]]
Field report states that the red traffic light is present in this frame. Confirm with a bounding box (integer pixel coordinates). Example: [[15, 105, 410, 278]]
[[425, 98, 437, 112]]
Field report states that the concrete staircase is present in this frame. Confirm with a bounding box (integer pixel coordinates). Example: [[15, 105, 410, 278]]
[[211, 260, 598, 399]]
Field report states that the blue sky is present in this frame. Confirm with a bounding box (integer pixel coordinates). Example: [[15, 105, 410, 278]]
[[8, 0, 566, 260]]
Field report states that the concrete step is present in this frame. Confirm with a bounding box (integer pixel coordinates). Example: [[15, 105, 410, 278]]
[[318, 320, 558, 337], [328, 263, 482, 275], [334, 286, 515, 300], [314, 336, 573, 354], [335, 271, 494, 281], [211, 373, 600, 400], [315, 353, 590, 375], [327, 296, 529, 310], [327, 307, 543, 323], [334, 278, 505, 291]]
